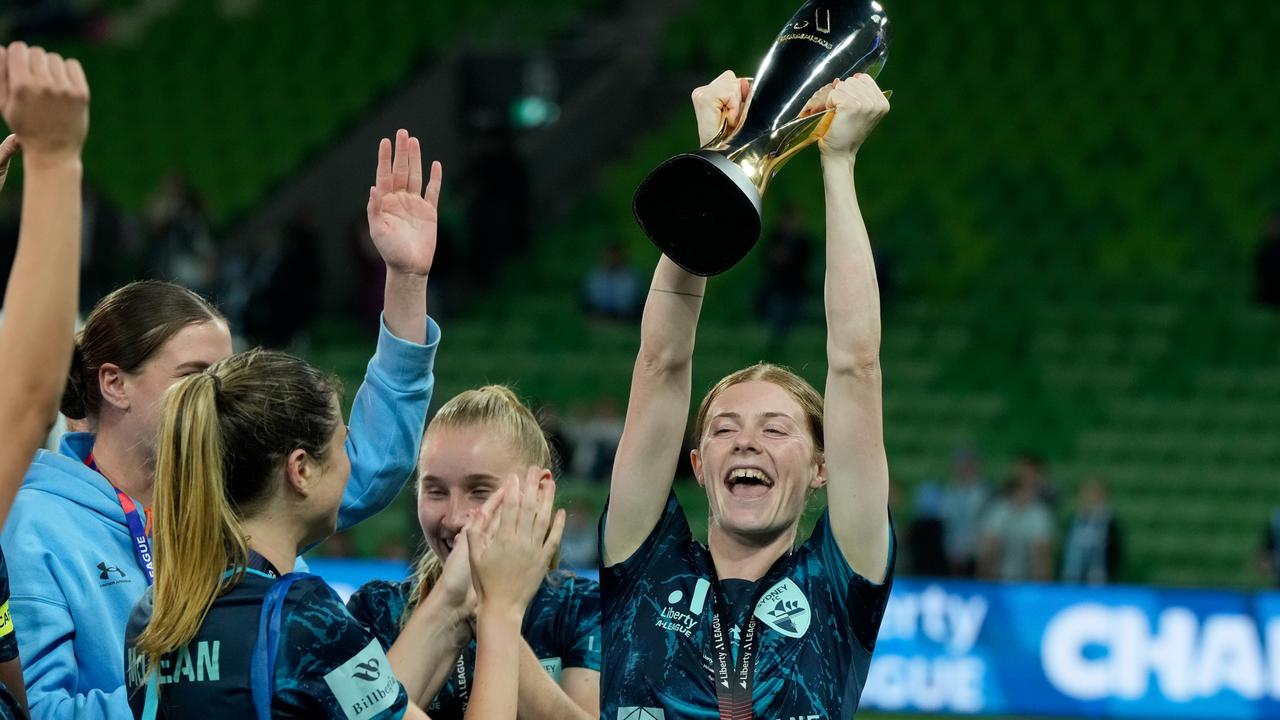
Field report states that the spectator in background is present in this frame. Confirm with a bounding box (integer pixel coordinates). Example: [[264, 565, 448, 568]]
[[241, 215, 324, 348], [1259, 507, 1280, 586], [1013, 450, 1058, 507], [906, 483, 948, 576], [558, 499, 601, 571], [566, 395, 625, 482], [582, 242, 642, 321], [757, 204, 814, 351], [1256, 212, 1280, 309], [1060, 478, 1122, 584], [145, 172, 218, 297], [939, 447, 991, 577], [979, 471, 1056, 581]]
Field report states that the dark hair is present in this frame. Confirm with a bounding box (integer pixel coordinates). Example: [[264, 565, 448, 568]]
[[62, 281, 224, 421], [137, 349, 342, 667]]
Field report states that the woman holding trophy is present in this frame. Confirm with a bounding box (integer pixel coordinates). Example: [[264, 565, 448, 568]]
[[600, 1, 896, 714], [601, 66, 894, 719]]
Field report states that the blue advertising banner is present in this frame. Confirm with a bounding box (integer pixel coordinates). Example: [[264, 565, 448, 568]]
[[305, 558, 600, 603], [863, 579, 1280, 718], [306, 561, 1276, 717]]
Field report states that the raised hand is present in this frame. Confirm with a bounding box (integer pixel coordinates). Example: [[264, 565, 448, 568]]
[[0, 134, 17, 194], [0, 42, 90, 165], [367, 128, 441, 278], [817, 73, 890, 159], [691, 70, 752, 148], [466, 468, 565, 616]]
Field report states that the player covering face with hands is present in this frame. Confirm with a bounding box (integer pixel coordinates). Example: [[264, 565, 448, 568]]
[[600, 70, 895, 720], [0, 41, 90, 720], [347, 386, 600, 720]]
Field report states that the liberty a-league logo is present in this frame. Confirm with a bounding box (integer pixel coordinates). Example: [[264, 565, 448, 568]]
[[754, 578, 811, 638]]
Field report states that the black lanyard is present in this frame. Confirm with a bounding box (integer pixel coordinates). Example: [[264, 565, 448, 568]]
[[710, 603, 759, 720]]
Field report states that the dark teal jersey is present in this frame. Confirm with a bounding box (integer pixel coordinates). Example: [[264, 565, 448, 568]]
[[347, 570, 600, 720], [0, 547, 17, 664], [600, 492, 895, 720], [124, 570, 408, 720]]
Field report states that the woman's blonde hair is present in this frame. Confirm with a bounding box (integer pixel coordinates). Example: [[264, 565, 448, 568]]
[[405, 385, 554, 622], [693, 362, 825, 458], [134, 350, 341, 672]]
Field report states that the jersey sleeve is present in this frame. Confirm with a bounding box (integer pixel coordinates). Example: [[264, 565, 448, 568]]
[[557, 576, 601, 671], [276, 582, 409, 720], [0, 549, 17, 663], [599, 491, 690, 613], [345, 580, 410, 655], [330, 315, 440, 539], [807, 509, 896, 653]]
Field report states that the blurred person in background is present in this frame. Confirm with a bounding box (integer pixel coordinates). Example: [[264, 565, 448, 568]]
[[1060, 478, 1122, 585], [582, 242, 642, 322], [939, 447, 991, 577], [240, 215, 325, 349], [347, 386, 599, 720], [0, 40, 92, 720], [979, 469, 1056, 581], [906, 482, 948, 576], [1258, 506, 1280, 586], [144, 172, 217, 297], [1013, 450, 1058, 507], [565, 395, 625, 483], [1256, 212, 1280, 310]]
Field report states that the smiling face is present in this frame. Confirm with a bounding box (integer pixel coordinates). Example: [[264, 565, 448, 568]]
[[417, 425, 523, 561], [692, 380, 826, 542]]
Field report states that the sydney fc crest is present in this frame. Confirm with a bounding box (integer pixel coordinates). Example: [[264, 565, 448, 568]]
[[754, 578, 811, 638]]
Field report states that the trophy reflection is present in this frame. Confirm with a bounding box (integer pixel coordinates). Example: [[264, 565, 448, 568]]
[[633, 0, 891, 276]]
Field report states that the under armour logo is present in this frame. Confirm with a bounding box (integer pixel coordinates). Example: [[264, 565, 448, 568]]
[[351, 658, 381, 682], [98, 562, 126, 580]]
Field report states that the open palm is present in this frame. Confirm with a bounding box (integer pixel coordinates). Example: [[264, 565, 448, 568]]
[[367, 129, 441, 277]]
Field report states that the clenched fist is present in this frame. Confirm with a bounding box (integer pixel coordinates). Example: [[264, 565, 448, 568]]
[[0, 42, 90, 164]]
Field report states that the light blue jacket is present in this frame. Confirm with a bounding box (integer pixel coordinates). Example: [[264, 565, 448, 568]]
[[0, 316, 439, 720]]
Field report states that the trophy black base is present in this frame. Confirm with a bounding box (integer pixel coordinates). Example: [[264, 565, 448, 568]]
[[632, 150, 763, 277]]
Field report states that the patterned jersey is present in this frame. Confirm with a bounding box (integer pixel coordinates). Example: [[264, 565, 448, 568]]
[[347, 570, 601, 720], [601, 492, 895, 720], [124, 571, 409, 720]]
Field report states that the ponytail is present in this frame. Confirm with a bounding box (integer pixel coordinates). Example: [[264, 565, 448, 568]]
[[135, 373, 247, 668], [60, 341, 89, 420]]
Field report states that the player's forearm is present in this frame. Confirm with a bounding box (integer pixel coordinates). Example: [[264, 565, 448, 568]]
[[383, 269, 428, 345], [637, 256, 705, 374], [387, 592, 471, 706], [464, 606, 523, 720], [0, 157, 82, 492], [514, 642, 592, 720], [820, 153, 881, 374]]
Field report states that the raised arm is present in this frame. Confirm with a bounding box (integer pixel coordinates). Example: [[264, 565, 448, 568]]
[[603, 71, 749, 565], [817, 75, 892, 583], [0, 42, 90, 526]]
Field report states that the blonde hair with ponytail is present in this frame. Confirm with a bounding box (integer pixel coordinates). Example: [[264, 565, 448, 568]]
[[135, 350, 341, 672], [405, 385, 554, 623]]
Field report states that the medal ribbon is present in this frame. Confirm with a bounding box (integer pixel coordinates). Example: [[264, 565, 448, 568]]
[[710, 593, 760, 720]]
